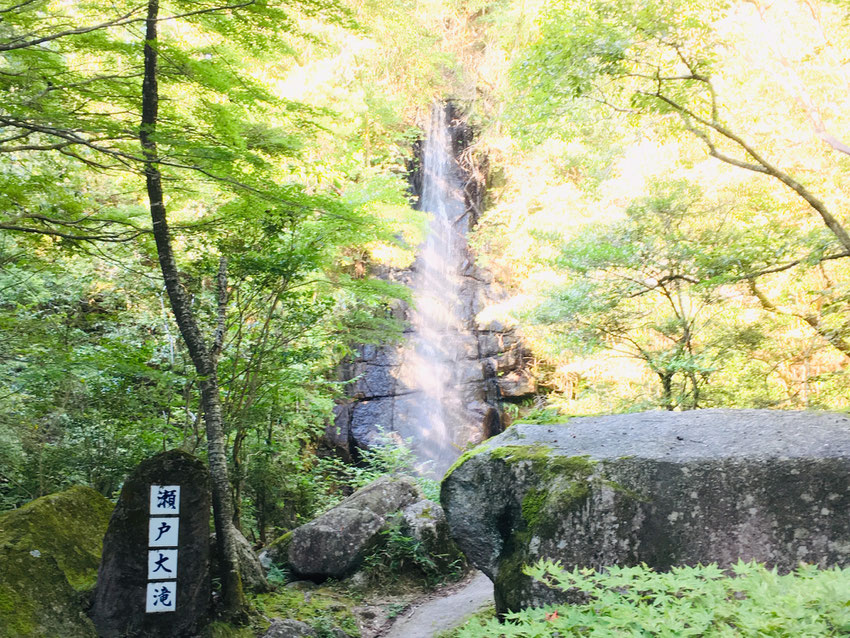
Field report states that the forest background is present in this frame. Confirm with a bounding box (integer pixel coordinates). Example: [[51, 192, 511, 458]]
[[2, 0, 849, 560]]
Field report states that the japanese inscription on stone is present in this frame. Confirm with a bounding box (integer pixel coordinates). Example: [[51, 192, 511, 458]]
[[147, 485, 180, 613]]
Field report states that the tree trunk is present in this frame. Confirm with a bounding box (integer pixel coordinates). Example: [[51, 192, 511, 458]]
[[659, 371, 675, 411], [141, 0, 245, 617]]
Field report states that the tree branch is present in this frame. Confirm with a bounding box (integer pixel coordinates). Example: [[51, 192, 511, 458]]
[[0, 1, 258, 53], [639, 88, 850, 253]]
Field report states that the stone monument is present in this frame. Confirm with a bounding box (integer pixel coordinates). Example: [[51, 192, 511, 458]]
[[91, 450, 211, 637]]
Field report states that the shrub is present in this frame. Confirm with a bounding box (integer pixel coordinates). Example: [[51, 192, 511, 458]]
[[451, 560, 850, 637]]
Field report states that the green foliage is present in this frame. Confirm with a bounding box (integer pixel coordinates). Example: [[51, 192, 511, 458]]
[[311, 431, 440, 515], [528, 181, 738, 409], [513, 409, 566, 426], [360, 519, 465, 588], [0, 0, 426, 547], [451, 560, 850, 637], [482, 0, 850, 414]]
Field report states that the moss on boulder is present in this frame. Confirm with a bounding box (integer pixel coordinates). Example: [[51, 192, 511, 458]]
[[0, 485, 114, 638]]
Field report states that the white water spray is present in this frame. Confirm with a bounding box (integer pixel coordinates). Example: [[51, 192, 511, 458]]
[[393, 104, 470, 476]]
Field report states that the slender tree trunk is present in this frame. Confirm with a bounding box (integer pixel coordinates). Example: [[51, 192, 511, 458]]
[[141, 0, 245, 616], [231, 429, 247, 530], [687, 371, 700, 410], [658, 371, 675, 411]]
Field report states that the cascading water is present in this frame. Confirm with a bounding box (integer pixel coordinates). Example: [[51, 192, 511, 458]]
[[331, 102, 513, 477], [393, 104, 470, 476]]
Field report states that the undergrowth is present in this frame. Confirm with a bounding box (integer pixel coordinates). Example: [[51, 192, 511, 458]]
[[449, 560, 850, 637], [252, 585, 361, 637], [360, 519, 466, 588], [312, 430, 440, 512]]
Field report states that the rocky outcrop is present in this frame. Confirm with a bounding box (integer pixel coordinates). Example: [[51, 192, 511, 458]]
[[284, 476, 423, 580], [330, 268, 528, 463], [0, 485, 114, 638], [441, 409, 850, 613]]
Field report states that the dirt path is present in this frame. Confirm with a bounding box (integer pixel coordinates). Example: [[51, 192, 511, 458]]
[[378, 571, 494, 638]]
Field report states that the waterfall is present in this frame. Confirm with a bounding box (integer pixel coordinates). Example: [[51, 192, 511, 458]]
[[334, 102, 510, 478], [393, 104, 470, 477]]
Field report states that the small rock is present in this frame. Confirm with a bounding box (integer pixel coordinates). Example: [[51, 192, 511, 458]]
[[262, 619, 317, 638]]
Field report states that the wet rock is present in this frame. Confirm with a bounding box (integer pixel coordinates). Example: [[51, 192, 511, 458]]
[[477, 332, 517, 358], [287, 476, 422, 580], [349, 398, 395, 447], [497, 370, 537, 398], [492, 348, 522, 373], [0, 486, 113, 638], [455, 361, 485, 385], [343, 360, 398, 400], [465, 402, 501, 442], [457, 334, 481, 359], [262, 619, 317, 638], [92, 450, 211, 637], [442, 410, 850, 613]]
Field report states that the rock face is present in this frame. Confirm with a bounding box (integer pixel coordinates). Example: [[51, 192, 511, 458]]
[[0, 485, 114, 638], [91, 450, 211, 637], [286, 476, 422, 580], [330, 274, 527, 464], [441, 409, 850, 613]]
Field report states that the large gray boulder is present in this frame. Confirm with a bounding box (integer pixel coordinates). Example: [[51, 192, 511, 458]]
[[286, 476, 422, 580], [441, 409, 850, 613]]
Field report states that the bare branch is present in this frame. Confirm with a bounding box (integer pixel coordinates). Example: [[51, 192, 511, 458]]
[[0, 6, 146, 52], [0, 0, 40, 14], [748, 277, 850, 359]]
